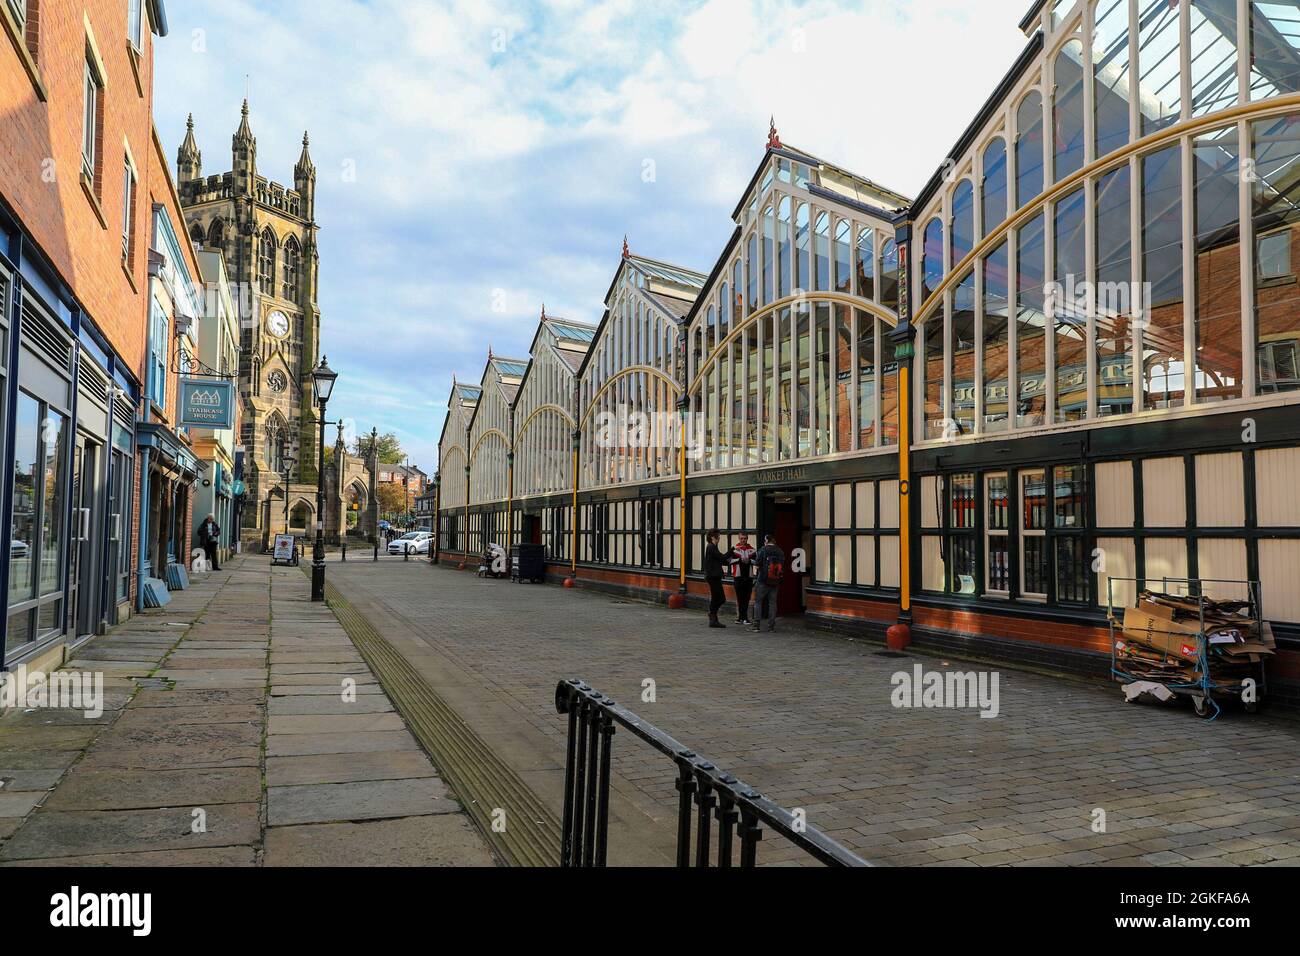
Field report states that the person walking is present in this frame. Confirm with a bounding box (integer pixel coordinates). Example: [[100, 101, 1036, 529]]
[[749, 534, 786, 633], [198, 514, 222, 571], [730, 532, 756, 625], [703, 529, 737, 629]]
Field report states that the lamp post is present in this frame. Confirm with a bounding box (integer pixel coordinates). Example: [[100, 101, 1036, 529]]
[[310, 356, 338, 602], [280, 455, 297, 535]]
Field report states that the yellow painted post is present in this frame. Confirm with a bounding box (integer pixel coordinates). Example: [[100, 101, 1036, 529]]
[[506, 451, 514, 557], [679, 417, 687, 589], [898, 365, 912, 615], [570, 431, 579, 578]]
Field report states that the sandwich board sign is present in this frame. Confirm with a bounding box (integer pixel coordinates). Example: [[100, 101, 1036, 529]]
[[272, 534, 297, 566]]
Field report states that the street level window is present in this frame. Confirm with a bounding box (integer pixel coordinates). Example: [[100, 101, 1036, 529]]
[[1020, 469, 1048, 599], [986, 474, 1010, 595]]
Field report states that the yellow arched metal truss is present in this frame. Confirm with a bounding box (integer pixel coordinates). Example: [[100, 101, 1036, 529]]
[[913, 92, 1300, 321], [579, 365, 680, 428], [687, 292, 901, 396], [469, 428, 510, 462]]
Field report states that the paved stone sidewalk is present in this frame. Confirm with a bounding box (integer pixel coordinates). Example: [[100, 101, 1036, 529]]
[[0, 556, 495, 866], [329, 558, 1300, 868]]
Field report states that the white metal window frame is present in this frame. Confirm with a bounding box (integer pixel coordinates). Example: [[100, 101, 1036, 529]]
[[985, 471, 1011, 597], [1019, 467, 1049, 601], [909, 0, 1300, 451]]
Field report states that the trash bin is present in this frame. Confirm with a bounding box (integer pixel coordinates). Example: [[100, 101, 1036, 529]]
[[514, 544, 547, 583]]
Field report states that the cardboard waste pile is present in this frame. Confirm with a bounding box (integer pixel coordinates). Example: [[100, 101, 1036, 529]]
[[1112, 591, 1274, 691]]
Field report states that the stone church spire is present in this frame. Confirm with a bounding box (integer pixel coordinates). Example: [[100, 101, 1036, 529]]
[[295, 131, 316, 217], [177, 113, 201, 183], [232, 99, 257, 190], [234, 98, 255, 146]]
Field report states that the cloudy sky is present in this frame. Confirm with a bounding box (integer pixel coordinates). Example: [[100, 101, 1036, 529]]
[[154, 0, 1032, 471]]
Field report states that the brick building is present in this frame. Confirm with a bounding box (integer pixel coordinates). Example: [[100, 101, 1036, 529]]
[[0, 1, 225, 672]]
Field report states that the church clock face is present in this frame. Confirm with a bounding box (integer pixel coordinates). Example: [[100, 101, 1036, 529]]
[[267, 370, 287, 393], [266, 310, 290, 338]]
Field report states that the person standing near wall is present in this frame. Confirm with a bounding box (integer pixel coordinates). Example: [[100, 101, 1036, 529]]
[[703, 529, 738, 629], [749, 534, 785, 634], [730, 532, 756, 625], [198, 514, 222, 572]]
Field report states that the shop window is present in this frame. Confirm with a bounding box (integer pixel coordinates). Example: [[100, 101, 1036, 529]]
[[1020, 469, 1049, 599], [1053, 464, 1089, 603], [7, 393, 68, 655], [986, 473, 1010, 595]]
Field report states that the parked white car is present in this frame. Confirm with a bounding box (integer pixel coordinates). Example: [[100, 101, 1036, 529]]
[[387, 531, 432, 555]]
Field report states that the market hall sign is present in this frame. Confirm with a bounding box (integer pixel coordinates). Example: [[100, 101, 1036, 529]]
[[755, 466, 807, 485], [178, 378, 235, 429]]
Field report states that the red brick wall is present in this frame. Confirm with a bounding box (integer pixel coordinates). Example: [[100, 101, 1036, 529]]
[[0, 1, 154, 373]]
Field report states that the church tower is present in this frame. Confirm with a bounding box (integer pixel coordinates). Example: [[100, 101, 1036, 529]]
[[176, 101, 324, 549]]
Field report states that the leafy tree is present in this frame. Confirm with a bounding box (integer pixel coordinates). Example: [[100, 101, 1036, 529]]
[[375, 482, 407, 516], [353, 431, 405, 465]]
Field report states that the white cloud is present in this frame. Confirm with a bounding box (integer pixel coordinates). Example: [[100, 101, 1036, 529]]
[[155, 0, 1032, 470]]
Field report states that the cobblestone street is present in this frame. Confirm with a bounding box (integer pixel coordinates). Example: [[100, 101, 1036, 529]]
[[330, 558, 1300, 867]]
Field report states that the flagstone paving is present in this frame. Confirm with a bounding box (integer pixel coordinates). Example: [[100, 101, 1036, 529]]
[[0, 556, 495, 867], [323, 557, 1300, 868]]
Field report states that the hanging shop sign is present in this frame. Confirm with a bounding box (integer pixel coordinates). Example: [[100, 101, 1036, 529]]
[[178, 378, 235, 429]]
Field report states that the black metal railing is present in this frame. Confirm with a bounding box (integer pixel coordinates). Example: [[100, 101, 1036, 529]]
[[554, 679, 870, 868]]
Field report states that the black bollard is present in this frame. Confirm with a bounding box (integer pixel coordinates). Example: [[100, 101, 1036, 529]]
[[404, 544, 409, 562], [341, 543, 347, 562], [373, 541, 379, 562]]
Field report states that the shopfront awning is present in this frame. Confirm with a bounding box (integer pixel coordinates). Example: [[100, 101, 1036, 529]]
[[135, 422, 204, 481]]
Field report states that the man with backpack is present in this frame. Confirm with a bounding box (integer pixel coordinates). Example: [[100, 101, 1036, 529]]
[[749, 534, 785, 633]]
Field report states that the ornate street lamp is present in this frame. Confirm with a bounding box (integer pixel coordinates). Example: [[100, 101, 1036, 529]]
[[280, 454, 297, 538], [310, 356, 338, 601]]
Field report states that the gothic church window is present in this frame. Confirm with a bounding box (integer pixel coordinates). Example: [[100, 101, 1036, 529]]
[[259, 228, 277, 292], [283, 237, 301, 299]]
